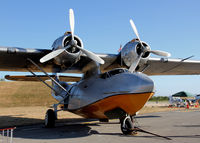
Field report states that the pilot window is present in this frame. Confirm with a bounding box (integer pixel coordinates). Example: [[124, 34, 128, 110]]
[[100, 72, 110, 79], [100, 69, 128, 79], [108, 69, 125, 76]]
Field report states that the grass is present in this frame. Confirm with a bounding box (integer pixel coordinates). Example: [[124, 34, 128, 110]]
[[0, 81, 81, 128], [0, 81, 56, 107]]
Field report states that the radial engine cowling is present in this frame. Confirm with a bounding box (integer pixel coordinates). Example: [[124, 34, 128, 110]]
[[121, 39, 150, 67], [52, 33, 83, 66]]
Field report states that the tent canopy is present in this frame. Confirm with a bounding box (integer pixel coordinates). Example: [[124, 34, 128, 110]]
[[172, 91, 195, 97]]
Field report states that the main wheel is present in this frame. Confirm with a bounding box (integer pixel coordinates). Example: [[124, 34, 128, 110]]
[[45, 109, 56, 128], [120, 116, 135, 135]]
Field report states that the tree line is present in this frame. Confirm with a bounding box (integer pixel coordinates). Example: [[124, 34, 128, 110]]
[[149, 96, 169, 101]]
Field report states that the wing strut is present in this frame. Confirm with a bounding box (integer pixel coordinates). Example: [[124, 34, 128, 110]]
[[26, 58, 71, 98], [26, 68, 57, 93]]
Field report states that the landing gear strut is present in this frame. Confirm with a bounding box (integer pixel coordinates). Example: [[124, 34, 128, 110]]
[[120, 115, 137, 135]]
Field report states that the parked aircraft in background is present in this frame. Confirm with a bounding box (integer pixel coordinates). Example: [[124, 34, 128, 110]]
[[1, 9, 200, 134]]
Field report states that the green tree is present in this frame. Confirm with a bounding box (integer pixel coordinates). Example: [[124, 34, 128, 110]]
[[149, 96, 169, 101], [0, 78, 5, 81]]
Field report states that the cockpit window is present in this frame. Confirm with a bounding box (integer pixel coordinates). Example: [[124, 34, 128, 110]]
[[100, 68, 129, 79], [100, 72, 110, 79], [109, 69, 124, 76]]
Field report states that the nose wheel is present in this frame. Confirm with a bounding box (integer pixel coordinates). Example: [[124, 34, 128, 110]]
[[120, 115, 137, 135]]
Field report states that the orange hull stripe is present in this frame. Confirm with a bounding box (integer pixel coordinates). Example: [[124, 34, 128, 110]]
[[72, 92, 154, 119]]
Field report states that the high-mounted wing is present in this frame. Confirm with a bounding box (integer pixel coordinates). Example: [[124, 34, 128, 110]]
[[99, 55, 200, 76], [0, 46, 118, 73], [0, 46, 54, 72], [2, 46, 200, 76], [140, 57, 200, 75]]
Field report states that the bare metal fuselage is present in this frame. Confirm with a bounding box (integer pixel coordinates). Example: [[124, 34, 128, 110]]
[[57, 71, 155, 119]]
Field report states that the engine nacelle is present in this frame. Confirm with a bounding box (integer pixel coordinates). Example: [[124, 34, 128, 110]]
[[121, 39, 150, 67], [52, 32, 83, 66]]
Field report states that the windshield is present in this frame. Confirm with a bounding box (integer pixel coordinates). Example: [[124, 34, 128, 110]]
[[100, 68, 129, 79]]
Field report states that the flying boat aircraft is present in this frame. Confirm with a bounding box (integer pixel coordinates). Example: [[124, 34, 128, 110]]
[[1, 9, 200, 135]]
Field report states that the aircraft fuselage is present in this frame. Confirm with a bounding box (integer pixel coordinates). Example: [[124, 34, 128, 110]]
[[66, 69, 154, 119]]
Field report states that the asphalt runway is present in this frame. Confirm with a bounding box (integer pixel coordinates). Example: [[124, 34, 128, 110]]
[[4, 110, 200, 143]]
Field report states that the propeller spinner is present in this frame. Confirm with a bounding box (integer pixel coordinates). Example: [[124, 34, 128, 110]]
[[128, 19, 171, 72], [40, 9, 104, 64]]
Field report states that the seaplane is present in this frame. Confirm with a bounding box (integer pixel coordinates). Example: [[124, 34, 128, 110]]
[[1, 9, 200, 135]]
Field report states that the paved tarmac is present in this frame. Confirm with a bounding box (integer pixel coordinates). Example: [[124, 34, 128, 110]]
[[2, 110, 200, 143]]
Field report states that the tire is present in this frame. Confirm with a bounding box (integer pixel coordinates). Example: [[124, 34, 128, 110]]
[[120, 116, 134, 135], [45, 109, 56, 128]]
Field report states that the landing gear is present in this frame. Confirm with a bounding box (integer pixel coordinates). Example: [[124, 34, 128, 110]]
[[45, 109, 56, 128], [120, 115, 137, 135]]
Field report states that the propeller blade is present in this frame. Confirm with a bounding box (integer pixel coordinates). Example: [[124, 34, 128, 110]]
[[150, 50, 171, 57], [40, 48, 66, 63], [130, 19, 145, 48], [129, 53, 142, 73], [69, 8, 75, 41], [130, 19, 141, 41], [76, 45, 105, 64]]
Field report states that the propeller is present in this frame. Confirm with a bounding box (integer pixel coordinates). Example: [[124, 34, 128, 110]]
[[75, 45, 104, 64], [40, 46, 69, 63], [40, 9, 105, 64], [149, 50, 171, 57], [69, 9, 75, 41], [129, 19, 171, 72]]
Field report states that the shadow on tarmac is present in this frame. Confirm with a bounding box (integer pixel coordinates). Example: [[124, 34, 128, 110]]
[[91, 130, 200, 140], [4, 117, 100, 139], [15, 124, 93, 139], [2, 115, 200, 141], [0, 115, 43, 128], [136, 115, 161, 119], [1, 115, 160, 140]]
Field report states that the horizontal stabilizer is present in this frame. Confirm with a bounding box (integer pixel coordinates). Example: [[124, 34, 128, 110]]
[[5, 75, 81, 82]]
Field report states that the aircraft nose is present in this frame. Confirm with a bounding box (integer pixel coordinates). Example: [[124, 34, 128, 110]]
[[132, 72, 155, 93]]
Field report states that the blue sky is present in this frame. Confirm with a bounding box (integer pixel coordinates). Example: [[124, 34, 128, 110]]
[[0, 0, 200, 96]]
